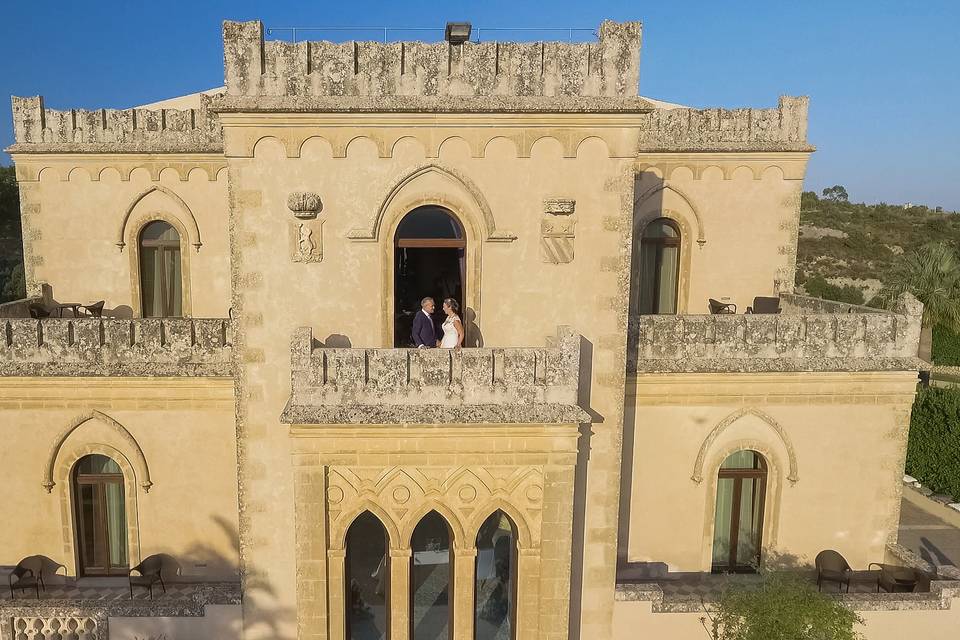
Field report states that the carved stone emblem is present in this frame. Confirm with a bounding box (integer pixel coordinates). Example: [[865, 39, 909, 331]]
[[541, 198, 576, 263], [287, 191, 323, 219], [290, 220, 323, 263]]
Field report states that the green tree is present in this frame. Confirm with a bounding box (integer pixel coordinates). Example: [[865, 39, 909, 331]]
[[821, 185, 849, 202], [703, 571, 863, 640], [882, 242, 960, 362], [0, 165, 25, 304]]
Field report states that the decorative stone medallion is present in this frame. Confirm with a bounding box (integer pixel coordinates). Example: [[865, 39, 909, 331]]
[[287, 191, 322, 219], [541, 199, 577, 264]]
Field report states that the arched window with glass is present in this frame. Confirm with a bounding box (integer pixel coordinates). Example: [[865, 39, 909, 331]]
[[410, 511, 453, 640], [72, 454, 128, 576], [637, 218, 681, 314], [139, 220, 183, 317], [345, 511, 391, 640], [712, 450, 767, 573], [475, 510, 517, 640]]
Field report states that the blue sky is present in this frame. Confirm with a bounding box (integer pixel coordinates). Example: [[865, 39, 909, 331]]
[[1, 1, 958, 210]]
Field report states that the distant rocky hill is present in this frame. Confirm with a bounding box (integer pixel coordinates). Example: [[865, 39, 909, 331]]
[[796, 189, 960, 304]]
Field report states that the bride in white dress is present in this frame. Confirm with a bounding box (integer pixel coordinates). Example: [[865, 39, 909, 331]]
[[439, 298, 465, 349]]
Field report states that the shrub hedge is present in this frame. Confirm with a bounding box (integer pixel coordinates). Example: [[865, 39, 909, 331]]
[[932, 325, 960, 366], [801, 275, 865, 305], [907, 387, 960, 499]]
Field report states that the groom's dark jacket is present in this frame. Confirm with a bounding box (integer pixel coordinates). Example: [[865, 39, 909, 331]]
[[411, 310, 437, 348]]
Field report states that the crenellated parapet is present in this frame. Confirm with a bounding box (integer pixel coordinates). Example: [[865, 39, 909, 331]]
[[628, 293, 922, 373], [220, 20, 647, 109], [9, 94, 222, 153], [0, 318, 233, 377], [282, 326, 589, 424], [637, 96, 812, 152]]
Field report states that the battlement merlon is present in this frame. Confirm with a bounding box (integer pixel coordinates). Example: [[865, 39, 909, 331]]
[[221, 19, 644, 100], [8, 94, 223, 153]]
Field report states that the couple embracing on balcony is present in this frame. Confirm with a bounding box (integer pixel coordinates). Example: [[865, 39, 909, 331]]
[[412, 297, 464, 349]]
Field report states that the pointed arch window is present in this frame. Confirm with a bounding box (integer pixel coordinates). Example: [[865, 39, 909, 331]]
[[410, 511, 453, 640], [475, 510, 517, 640], [638, 218, 681, 314], [139, 220, 183, 317], [346, 512, 391, 639]]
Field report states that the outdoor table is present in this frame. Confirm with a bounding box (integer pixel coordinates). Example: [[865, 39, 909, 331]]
[[52, 303, 83, 318]]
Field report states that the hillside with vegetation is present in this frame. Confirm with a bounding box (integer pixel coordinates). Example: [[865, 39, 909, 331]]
[[797, 187, 960, 305]]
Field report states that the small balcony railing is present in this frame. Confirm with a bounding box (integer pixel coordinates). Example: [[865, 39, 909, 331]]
[[281, 326, 589, 425]]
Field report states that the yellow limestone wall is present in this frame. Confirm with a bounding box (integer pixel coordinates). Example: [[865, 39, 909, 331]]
[[13, 156, 231, 318], [621, 372, 918, 573], [0, 378, 239, 580]]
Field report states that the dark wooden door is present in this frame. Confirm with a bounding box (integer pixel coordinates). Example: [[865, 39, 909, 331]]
[[74, 457, 128, 576]]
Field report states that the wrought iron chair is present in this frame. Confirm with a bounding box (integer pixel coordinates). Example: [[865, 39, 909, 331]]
[[8, 557, 45, 599], [129, 553, 181, 599], [708, 299, 737, 314]]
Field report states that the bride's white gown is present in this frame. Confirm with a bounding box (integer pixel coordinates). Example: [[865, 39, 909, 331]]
[[440, 315, 460, 348]]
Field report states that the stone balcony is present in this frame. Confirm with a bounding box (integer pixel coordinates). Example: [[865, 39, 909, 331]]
[[281, 327, 589, 425], [628, 293, 924, 374], [0, 318, 233, 377]]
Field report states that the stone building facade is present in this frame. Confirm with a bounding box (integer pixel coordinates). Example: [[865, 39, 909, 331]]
[[2, 18, 958, 640]]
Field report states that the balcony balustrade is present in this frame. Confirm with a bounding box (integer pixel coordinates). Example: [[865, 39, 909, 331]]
[[0, 317, 233, 377], [628, 293, 924, 374], [281, 326, 589, 424]]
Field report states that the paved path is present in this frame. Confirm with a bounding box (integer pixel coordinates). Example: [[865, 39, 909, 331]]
[[899, 491, 960, 573]]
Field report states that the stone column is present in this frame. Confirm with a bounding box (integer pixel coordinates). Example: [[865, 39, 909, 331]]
[[389, 548, 412, 640], [453, 547, 477, 640], [327, 550, 346, 640], [517, 548, 542, 640]]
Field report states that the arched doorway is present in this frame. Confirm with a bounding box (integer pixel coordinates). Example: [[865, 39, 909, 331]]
[[345, 511, 391, 640], [637, 218, 680, 314], [712, 450, 767, 573], [139, 220, 183, 317], [72, 454, 128, 576], [394, 206, 465, 347]]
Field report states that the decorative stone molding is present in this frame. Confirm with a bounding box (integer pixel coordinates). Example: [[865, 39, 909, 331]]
[[116, 185, 203, 251], [690, 407, 799, 484], [43, 410, 152, 493], [350, 163, 516, 242], [541, 215, 576, 264], [634, 183, 705, 246], [543, 198, 576, 215], [326, 465, 541, 551], [287, 191, 322, 219]]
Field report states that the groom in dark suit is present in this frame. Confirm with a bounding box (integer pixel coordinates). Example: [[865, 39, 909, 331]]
[[411, 297, 438, 348]]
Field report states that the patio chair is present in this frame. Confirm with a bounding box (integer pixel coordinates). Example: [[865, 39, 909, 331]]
[[28, 303, 50, 319], [816, 550, 877, 592], [129, 553, 181, 599], [746, 296, 782, 314], [8, 557, 45, 599], [81, 300, 105, 318], [708, 299, 737, 315]]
